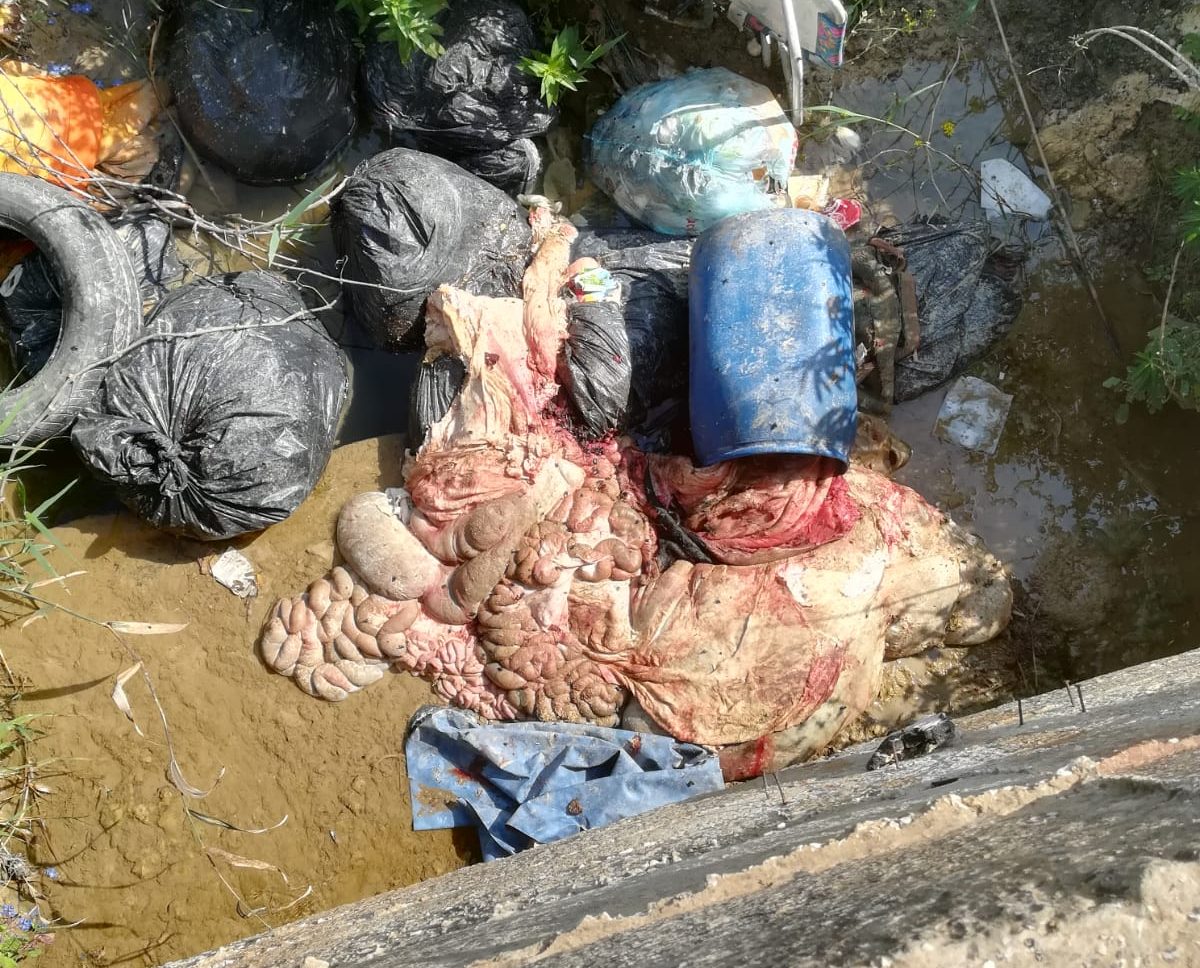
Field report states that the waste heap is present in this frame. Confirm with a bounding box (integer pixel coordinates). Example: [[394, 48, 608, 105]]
[[261, 200, 1013, 781]]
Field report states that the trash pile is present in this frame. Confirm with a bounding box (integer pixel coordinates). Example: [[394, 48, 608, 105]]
[[0, 0, 1032, 856]]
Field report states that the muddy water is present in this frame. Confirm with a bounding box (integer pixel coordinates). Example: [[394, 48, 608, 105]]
[[827, 53, 1200, 686]]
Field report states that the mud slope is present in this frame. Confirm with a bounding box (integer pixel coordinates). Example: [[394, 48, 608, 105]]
[[5, 436, 474, 967]]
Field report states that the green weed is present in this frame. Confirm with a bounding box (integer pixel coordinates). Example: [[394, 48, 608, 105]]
[[518, 25, 623, 107], [337, 0, 447, 63], [1105, 319, 1200, 423], [0, 442, 67, 963]]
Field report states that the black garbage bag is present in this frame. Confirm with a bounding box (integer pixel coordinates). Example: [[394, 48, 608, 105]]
[[561, 299, 633, 438], [332, 148, 531, 351], [880, 221, 1023, 403], [408, 353, 466, 446], [167, 0, 357, 185], [572, 230, 693, 428], [448, 139, 543, 197], [71, 272, 348, 541], [2, 215, 183, 377], [360, 0, 555, 194]]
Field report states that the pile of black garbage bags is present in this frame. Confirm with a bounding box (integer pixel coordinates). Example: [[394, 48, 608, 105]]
[[0, 0, 1022, 543]]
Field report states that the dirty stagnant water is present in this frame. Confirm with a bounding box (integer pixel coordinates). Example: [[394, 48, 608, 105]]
[[2, 2, 1200, 964]]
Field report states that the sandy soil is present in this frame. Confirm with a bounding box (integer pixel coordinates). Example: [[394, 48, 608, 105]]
[[4, 436, 475, 967]]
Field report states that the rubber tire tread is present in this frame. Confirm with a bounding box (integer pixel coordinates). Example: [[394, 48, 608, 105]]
[[0, 174, 141, 445]]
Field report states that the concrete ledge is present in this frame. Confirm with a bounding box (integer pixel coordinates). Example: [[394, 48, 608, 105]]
[[171, 648, 1200, 968]]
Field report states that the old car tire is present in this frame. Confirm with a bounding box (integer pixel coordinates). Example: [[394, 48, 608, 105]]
[[0, 173, 141, 445]]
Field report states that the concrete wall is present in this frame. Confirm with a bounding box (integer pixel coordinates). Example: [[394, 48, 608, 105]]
[[172, 649, 1200, 968]]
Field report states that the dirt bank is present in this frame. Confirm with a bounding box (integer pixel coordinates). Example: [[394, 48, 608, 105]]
[[6, 437, 474, 967]]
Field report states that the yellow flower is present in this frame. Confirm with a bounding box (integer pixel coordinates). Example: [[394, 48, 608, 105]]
[[941, 120, 957, 138]]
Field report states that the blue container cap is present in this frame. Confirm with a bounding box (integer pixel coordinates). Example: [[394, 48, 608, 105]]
[[688, 208, 857, 468]]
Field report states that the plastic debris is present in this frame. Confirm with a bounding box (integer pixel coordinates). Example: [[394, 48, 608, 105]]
[[855, 220, 1023, 405], [934, 376, 1013, 456], [823, 197, 863, 231], [689, 208, 857, 467], [166, 0, 357, 185], [2, 214, 184, 377], [203, 550, 259, 599], [866, 713, 956, 770], [789, 173, 831, 210], [727, 0, 848, 68], [562, 264, 631, 437], [360, 0, 554, 195], [404, 706, 725, 860], [585, 67, 797, 236], [980, 158, 1052, 220]]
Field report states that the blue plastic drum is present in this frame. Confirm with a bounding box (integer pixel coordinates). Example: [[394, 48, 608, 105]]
[[689, 209, 857, 468]]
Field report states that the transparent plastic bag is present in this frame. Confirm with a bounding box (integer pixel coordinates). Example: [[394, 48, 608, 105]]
[[585, 68, 797, 236]]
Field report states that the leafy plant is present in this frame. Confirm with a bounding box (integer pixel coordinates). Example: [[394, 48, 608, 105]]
[[0, 436, 72, 619], [337, 0, 447, 63], [1104, 167, 1200, 421], [848, 1, 935, 33], [518, 25, 623, 107], [1104, 321, 1200, 422], [1174, 165, 1200, 245]]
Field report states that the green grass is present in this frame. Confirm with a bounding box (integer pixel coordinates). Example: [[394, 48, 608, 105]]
[[0, 441, 63, 964]]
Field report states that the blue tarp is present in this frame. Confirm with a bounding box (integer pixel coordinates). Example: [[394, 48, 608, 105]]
[[405, 706, 725, 860]]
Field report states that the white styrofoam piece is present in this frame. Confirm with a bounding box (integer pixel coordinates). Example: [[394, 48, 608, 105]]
[[934, 376, 1014, 456], [980, 158, 1052, 220]]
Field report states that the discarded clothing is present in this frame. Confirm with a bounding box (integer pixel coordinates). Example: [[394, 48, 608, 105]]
[[405, 706, 724, 860]]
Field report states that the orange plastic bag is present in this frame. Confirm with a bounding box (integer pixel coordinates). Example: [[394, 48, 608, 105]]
[[0, 61, 161, 188], [0, 62, 163, 274]]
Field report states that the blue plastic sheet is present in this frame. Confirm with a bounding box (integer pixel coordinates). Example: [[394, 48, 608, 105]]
[[405, 706, 725, 860]]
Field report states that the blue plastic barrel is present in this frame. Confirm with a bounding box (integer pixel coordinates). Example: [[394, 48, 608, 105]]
[[689, 209, 857, 468]]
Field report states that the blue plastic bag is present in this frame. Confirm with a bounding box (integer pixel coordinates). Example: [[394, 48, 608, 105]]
[[585, 68, 797, 236]]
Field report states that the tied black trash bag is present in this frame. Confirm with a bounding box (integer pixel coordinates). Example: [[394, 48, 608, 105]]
[[570, 230, 693, 436], [360, 0, 555, 194], [167, 0, 357, 185], [71, 272, 348, 541], [2, 216, 183, 377], [332, 148, 531, 351], [561, 298, 633, 439]]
